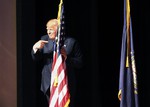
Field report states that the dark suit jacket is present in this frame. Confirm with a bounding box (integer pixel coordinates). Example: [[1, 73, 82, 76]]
[[31, 35, 83, 105]]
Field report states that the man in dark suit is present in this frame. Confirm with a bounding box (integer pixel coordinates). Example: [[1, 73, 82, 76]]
[[31, 19, 83, 107]]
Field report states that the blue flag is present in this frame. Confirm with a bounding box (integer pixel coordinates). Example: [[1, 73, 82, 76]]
[[118, 0, 139, 107]]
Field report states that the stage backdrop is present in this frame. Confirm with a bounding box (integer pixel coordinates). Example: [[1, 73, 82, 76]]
[[0, 0, 16, 107]]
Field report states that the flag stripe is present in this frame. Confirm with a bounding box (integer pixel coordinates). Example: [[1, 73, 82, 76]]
[[50, 54, 62, 90]]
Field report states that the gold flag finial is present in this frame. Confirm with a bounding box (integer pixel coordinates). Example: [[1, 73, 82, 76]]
[[57, 0, 63, 25]]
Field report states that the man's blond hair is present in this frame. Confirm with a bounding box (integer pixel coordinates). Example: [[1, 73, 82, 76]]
[[46, 19, 58, 27]]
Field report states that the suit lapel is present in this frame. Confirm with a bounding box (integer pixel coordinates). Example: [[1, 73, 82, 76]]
[[43, 39, 54, 53]]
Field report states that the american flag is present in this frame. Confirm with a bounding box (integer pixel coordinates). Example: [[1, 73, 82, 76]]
[[49, 0, 70, 107]]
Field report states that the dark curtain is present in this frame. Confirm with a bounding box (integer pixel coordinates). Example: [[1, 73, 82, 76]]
[[17, 0, 150, 107]]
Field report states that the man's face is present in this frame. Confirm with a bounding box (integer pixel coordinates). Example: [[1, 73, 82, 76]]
[[46, 21, 58, 40]]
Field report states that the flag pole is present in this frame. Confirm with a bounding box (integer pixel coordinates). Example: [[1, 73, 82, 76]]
[[57, 0, 63, 25], [126, 0, 130, 68]]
